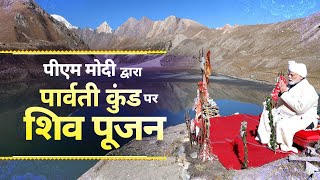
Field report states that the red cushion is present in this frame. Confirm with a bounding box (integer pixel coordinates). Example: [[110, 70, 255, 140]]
[[293, 130, 320, 148], [295, 130, 320, 140]]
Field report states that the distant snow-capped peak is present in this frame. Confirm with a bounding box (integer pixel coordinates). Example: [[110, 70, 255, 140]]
[[51, 14, 78, 29], [97, 21, 113, 34]]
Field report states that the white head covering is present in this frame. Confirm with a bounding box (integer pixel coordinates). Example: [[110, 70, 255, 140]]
[[288, 61, 307, 78]]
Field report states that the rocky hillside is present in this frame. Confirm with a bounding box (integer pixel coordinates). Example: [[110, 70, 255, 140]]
[[0, 0, 87, 50], [76, 15, 208, 50], [181, 14, 320, 90], [75, 13, 320, 90], [0, 0, 94, 83]]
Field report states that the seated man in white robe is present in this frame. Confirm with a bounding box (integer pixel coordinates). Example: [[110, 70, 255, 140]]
[[256, 61, 319, 153]]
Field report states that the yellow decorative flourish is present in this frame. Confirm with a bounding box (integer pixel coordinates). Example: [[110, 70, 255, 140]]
[[0, 50, 167, 55], [0, 156, 166, 161]]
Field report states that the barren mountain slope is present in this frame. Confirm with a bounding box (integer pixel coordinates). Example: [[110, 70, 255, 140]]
[[76, 13, 320, 91], [0, 0, 87, 50]]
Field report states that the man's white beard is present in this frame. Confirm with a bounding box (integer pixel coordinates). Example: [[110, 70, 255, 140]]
[[288, 79, 300, 85]]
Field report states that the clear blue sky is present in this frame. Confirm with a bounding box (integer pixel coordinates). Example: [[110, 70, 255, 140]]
[[35, 0, 320, 30]]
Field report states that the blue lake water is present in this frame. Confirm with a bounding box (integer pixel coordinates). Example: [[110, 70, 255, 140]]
[[216, 99, 263, 116], [0, 72, 276, 180]]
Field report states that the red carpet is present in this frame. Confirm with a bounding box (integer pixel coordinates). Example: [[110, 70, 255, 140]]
[[209, 114, 291, 170]]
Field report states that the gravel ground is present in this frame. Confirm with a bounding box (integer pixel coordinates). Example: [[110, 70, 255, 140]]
[[78, 123, 316, 180]]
